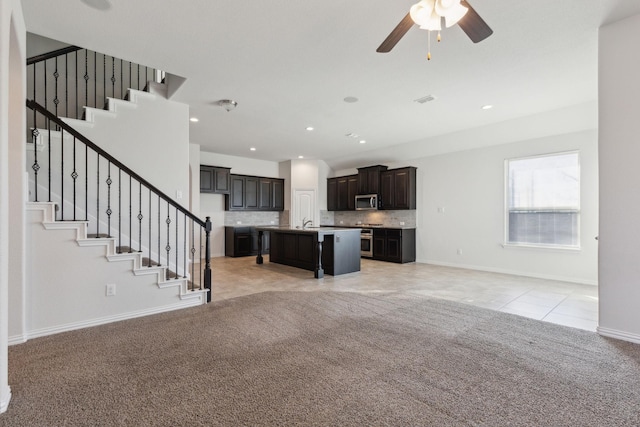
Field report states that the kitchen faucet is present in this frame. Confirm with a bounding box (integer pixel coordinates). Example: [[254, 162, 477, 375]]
[[302, 217, 313, 229]]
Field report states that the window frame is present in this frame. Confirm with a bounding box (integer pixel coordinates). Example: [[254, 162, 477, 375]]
[[503, 150, 581, 251]]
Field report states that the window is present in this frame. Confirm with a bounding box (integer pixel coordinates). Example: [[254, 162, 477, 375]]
[[506, 152, 580, 248]]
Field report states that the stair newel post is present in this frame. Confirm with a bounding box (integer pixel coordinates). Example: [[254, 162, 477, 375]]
[[204, 216, 212, 303]]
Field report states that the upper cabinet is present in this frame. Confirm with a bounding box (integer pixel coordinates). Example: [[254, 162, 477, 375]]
[[327, 165, 416, 211], [380, 167, 417, 210], [200, 165, 231, 194], [226, 174, 284, 211], [327, 174, 358, 211], [357, 165, 387, 195]]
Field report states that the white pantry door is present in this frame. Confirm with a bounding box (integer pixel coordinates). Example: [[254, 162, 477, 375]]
[[293, 189, 315, 228]]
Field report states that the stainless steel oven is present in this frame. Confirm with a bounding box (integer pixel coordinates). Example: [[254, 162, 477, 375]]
[[360, 228, 373, 258]]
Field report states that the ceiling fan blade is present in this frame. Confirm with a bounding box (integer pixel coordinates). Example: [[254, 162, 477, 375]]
[[376, 13, 414, 53], [458, 0, 493, 43]]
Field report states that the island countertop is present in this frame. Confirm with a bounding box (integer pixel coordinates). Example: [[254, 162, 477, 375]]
[[254, 225, 362, 234]]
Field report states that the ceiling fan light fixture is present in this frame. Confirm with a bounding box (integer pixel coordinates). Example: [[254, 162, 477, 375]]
[[442, 3, 468, 27]]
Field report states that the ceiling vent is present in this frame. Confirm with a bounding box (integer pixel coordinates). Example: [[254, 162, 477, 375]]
[[414, 95, 437, 104]]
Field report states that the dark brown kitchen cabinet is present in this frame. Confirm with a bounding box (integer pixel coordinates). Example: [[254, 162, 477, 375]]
[[226, 174, 284, 211], [357, 165, 387, 195], [328, 174, 358, 211], [225, 226, 269, 257], [372, 228, 416, 263], [200, 165, 231, 194], [327, 178, 338, 211], [272, 179, 284, 210], [380, 167, 417, 210]]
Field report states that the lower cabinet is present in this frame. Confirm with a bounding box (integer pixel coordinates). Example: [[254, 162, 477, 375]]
[[372, 228, 416, 263], [225, 226, 269, 257]]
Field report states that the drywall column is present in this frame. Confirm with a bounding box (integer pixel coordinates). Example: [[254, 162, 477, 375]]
[[598, 14, 640, 343], [1, 0, 26, 413]]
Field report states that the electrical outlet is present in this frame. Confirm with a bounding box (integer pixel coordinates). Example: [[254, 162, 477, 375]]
[[456, 249, 463, 255], [400, 221, 405, 226], [236, 221, 242, 224], [106, 283, 116, 296], [176, 190, 183, 199]]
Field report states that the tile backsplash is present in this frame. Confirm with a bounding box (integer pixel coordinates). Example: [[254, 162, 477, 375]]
[[224, 211, 283, 226], [324, 210, 416, 228]]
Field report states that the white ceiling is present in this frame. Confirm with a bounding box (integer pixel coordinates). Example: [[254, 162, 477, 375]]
[[20, 0, 640, 170]]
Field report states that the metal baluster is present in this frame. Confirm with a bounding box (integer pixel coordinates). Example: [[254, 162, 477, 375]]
[[60, 128, 64, 219], [129, 175, 132, 252], [106, 161, 112, 238], [85, 144, 88, 221], [32, 60, 37, 127], [190, 220, 195, 291], [93, 51, 97, 108], [129, 61, 132, 94], [72, 135, 77, 220], [166, 202, 171, 279], [157, 197, 161, 266], [53, 57, 59, 118], [120, 59, 123, 100], [175, 207, 179, 279], [84, 51, 89, 115], [65, 53, 68, 118], [31, 126, 40, 202], [138, 181, 143, 252], [118, 168, 122, 252], [44, 61, 47, 112], [103, 54, 106, 108], [47, 118, 52, 203], [96, 154, 100, 236], [137, 63, 140, 90], [199, 227, 203, 288], [148, 189, 152, 265], [75, 51, 78, 119], [183, 214, 187, 279], [111, 56, 116, 99]]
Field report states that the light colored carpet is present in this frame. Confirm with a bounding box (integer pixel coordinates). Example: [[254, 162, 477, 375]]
[[1, 291, 639, 426]]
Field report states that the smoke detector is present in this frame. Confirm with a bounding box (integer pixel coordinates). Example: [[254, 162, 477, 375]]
[[217, 99, 238, 112]]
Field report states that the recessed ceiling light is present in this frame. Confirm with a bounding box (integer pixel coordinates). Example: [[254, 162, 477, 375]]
[[359, 140, 366, 144], [189, 117, 199, 122], [482, 105, 493, 110], [250, 147, 256, 151], [306, 126, 314, 131], [298, 156, 304, 159]]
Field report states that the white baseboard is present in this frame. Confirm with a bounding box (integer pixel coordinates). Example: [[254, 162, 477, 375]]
[[0, 387, 11, 414], [8, 334, 27, 346], [420, 259, 598, 286], [597, 326, 640, 344], [20, 299, 203, 342]]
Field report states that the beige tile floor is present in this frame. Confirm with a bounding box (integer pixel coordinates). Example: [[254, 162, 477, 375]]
[[206, 256, 599, 332]]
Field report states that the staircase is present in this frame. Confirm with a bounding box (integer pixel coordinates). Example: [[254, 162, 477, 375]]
[[20, 45, 211, 340]]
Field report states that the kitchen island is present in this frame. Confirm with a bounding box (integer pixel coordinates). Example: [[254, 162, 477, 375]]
[[254, 226, 361, 278]]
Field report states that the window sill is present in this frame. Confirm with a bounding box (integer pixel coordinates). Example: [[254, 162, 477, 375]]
[[501, 243, 581, 253]]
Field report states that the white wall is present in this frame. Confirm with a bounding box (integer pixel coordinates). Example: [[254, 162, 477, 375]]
[[73, 92, 190, 207], [1, 0, 26, 413], [414, 130, 598, 285], [21, 207, 202, 340], [598, 14, 640, 343]]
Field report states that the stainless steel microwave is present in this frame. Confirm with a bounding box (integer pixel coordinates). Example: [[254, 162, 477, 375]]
[[355, 194, 379, 210]]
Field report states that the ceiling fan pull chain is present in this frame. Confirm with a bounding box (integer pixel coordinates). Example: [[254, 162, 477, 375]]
[[437, 30, 442, 42], [427, 30, 432, 60]]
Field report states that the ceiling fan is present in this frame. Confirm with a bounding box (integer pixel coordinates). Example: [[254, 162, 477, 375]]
[[376, 0, 493, 54]]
